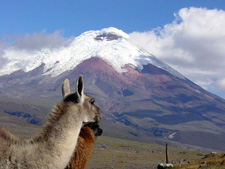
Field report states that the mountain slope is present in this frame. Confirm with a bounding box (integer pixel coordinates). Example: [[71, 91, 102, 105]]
[[0, 27, 225, 151]]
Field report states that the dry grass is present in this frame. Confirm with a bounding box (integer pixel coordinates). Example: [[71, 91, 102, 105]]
[[86, 136, 206, 169]]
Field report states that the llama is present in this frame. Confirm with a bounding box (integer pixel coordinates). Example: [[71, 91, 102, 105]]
[[66, 122, 102, 169], [0, 75, 102, 169]]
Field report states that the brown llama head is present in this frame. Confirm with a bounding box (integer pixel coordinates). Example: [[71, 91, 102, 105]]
[[62, 75, 102, 123]]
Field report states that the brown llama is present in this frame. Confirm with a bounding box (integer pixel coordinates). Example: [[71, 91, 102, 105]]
[[66, 122, 102, 169], [0, 75, 102, 169]]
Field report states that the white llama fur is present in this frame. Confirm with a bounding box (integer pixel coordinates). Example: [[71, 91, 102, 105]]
[[0, 75, 102, 169]]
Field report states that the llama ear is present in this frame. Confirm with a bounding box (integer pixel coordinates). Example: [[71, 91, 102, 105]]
[[62, 79, 70, 99], [76, 75, 84, 100]]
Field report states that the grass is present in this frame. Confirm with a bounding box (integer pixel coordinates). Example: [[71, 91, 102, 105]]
[[86, 136, 206, 169]]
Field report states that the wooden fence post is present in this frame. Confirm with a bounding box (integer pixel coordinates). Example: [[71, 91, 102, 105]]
[[166, 143, 169, 164]]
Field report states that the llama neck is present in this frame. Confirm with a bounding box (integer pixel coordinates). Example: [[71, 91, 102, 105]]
[[33, 102, 83, 168]]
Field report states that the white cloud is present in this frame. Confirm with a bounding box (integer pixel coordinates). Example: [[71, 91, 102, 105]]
[[129, 7, 225, 99], [0, 40, 10, 69], [1, 30, 72, 51], [214, 78, 225, 93], [0, 30, 73, 69]]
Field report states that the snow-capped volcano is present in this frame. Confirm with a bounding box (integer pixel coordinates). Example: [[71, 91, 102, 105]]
[[0, 27, 185, 79], [1, 27, 225, 152]]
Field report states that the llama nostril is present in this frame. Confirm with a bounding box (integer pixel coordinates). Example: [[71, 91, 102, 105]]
[[99, 114, 103, 120], [95, 115, 102, 123]]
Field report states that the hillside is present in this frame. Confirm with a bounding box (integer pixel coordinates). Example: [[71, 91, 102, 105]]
[[0, 120, 208, 169]]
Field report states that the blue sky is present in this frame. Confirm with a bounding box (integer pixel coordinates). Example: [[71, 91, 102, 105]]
[[1, 0, 225, 99], [0, 0, 224, 37]]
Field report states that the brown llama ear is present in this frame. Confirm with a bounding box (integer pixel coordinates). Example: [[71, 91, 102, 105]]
[[76, 75, 84, 100], [62, 79, 70, 99]]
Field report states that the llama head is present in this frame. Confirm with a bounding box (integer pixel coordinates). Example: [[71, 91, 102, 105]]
[[62, 75, 102, 123]]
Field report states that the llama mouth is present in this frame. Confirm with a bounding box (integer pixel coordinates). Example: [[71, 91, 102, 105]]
[[83, 122, 103, 136], [94, 127, 103, 137]]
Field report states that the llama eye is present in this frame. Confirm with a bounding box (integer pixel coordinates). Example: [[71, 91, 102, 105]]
[[90, 98, 95, 105]]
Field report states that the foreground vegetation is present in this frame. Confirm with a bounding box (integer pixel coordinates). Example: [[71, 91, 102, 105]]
[[173, 152, 225, 169]]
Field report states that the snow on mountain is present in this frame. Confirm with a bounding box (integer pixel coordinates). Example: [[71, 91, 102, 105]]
[[0, 27, 185, 79]]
